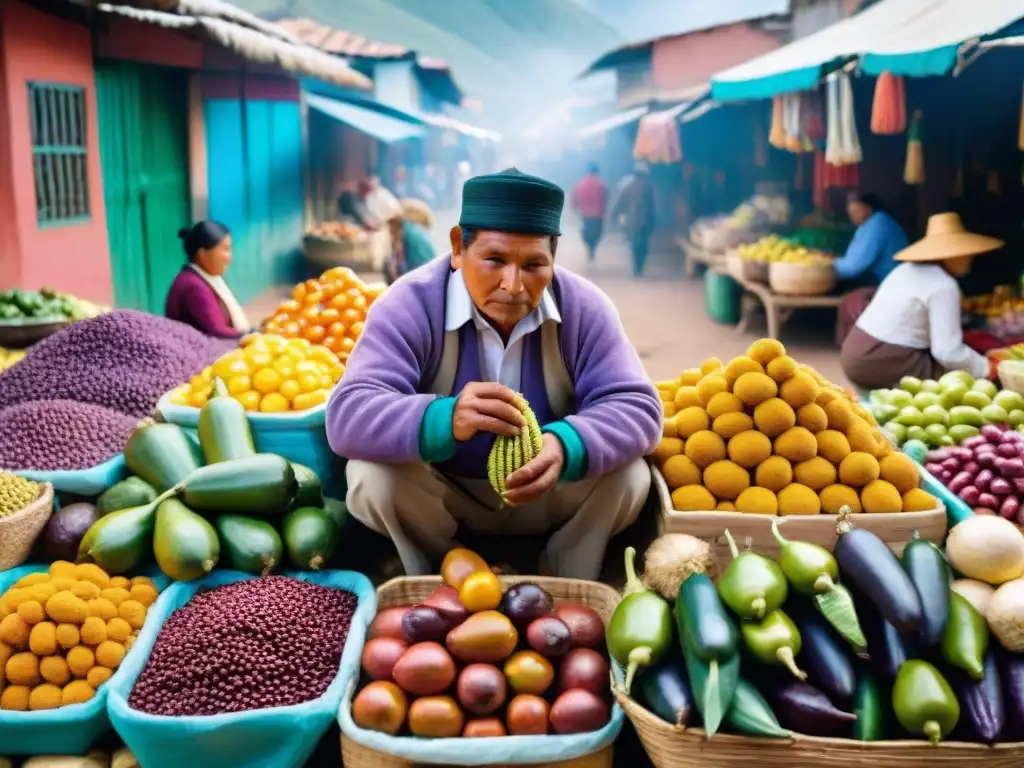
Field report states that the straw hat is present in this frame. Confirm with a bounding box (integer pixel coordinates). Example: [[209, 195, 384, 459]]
[[895, 212, 1004, 262]]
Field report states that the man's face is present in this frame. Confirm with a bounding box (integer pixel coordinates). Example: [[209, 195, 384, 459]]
[[450, 227, 555, 332], [847, 200, 871, 226]]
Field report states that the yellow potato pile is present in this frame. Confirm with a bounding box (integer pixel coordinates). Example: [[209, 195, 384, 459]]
[[652, 339, 938, 516], [0, 562, 159, 711]]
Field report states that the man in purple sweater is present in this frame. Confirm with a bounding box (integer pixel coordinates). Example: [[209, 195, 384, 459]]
[[326, 168, 662, 580]]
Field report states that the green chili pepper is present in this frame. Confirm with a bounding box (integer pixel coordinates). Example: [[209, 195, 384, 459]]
[[940, 592, 989, 680], [740, 609, 807, 681], [853, 669, 888, 741], [606, 547, 673, 694]]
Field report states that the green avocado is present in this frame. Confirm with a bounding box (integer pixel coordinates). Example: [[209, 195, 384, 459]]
[[153, 498, 220, 582]]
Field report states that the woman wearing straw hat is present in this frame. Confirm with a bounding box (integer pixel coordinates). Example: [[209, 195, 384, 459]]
[[840, 213, 1004, 390]]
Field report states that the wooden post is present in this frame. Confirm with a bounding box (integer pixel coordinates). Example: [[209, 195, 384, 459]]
[[187, 71, 208, 221]]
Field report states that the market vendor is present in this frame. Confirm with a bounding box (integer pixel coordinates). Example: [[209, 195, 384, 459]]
[[384, 212, 438, 285], [165, 220, 251, 339], [840, 212, 1004, 390], [834, 193, 907, 285], [327, 168, 661, 580]]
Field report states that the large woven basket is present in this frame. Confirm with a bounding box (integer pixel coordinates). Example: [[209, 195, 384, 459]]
[[998, 360, 1024, 396], [616, 688, 1024, 768], [303, 234, 373, 273], [653, 465, 947, 571], [0, 481, 54, 569], [726, 253, 770, 284], [768, 261, 837, 296], [339, 575, 621, 768]]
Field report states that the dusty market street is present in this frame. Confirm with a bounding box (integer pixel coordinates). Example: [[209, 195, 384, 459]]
[[251, 213, 851, 389]]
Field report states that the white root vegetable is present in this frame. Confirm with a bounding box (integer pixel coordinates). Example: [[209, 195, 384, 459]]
[[988, 578, 1024, 652], [111, 748, 139, 768], [951, 578, 996, 617], [21, 756, 106, 768], [945, 515, 1024, 585], [643, 533, 714, 600]]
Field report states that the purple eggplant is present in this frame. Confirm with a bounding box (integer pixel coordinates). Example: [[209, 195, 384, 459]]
[[901, 532, 951, 648], [769, 679, 857, 737], [835, 527, 923, 635], [638, 656, 696, 728], [857, 593, 913, 680], [950, 650, 1004, 743], [1001, 651, 1024, 741], [792, 611, 856, 708]]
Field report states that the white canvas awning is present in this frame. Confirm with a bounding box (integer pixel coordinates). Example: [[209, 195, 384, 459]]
[[577, 105, 649, 138]]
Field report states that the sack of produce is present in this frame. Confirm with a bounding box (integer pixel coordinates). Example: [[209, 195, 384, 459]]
[[106, 569, 375, 768], [339, 549, 624, 766], [0, 563, 167, 755]]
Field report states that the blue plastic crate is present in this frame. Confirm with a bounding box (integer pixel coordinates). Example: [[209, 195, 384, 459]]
[[107, 569, 375, 768], [0, 564, 169, 755]]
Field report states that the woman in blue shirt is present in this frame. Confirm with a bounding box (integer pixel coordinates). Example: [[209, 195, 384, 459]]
[[834, 193, 908, 286]]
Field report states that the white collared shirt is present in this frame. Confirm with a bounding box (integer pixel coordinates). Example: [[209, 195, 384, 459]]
[[445, 268, 561, 391]]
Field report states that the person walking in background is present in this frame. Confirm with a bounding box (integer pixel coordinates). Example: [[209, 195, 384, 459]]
[[385, 213, 438, 285], [610, 162, 656, 277], [571, 163, 608, 262]]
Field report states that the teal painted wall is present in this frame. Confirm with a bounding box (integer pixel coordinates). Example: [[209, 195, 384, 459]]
[[204, 97, 304, 304]]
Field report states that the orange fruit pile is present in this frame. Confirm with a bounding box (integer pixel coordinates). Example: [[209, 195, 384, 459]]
[[262, 267, 386, 365]]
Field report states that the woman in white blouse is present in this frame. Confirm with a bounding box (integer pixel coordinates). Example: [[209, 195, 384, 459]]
[[841, 213, 1004, 390]]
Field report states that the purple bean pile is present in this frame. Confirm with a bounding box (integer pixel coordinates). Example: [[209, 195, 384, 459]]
[[129, 577, 358, 716], [0, 310, 233, 418], [0, 400, 140, 470]]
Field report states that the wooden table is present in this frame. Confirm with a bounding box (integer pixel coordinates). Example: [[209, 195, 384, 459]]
[[676, 237, 724, 278], [732, 273, 846, 339]]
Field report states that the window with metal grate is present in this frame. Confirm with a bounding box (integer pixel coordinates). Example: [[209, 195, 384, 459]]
[[28, 82, 90, 226]]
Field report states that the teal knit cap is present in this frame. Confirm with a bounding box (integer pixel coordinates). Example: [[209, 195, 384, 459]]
[[458, 168, 564, 236]]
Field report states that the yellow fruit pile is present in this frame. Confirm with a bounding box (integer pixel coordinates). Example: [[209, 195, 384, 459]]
[[652, 339, 938, 516], [168, 333, 344, 413], [0, 346, 26, 373], [0, 562, 159, 711]]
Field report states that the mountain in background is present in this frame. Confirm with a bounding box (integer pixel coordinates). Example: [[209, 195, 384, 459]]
[[239, 0, 623, 127]]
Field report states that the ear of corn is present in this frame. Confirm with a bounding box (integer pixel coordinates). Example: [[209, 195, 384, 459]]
[[485, 393, 545, 499]]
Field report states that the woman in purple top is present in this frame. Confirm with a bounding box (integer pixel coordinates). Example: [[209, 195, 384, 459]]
[[165, 221, 251, 339], [327, 168, 662, 580]]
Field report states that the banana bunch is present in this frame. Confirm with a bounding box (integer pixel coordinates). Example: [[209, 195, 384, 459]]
[[487, 393, 544, 500]]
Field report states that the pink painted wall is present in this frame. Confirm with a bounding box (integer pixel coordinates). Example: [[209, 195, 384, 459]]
[[651, 23, 782, 94], [0, 0, 112, 303]]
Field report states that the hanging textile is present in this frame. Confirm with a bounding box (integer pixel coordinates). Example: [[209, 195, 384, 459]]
[[904, 110, 925, 185], [813, 151, 827, 209], [801, 91, 825, 143], [769, 97, 786, 149], [825, 73, 862, 166], [633, 111, 682, 164], [870, 71, 907, 135]]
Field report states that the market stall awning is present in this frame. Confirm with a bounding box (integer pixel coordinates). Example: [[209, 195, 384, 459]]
[[420, 113, 501, 142], [577, 105, 649, 139], [306, 93, 424, 142], [710, 0, 1024, 101]]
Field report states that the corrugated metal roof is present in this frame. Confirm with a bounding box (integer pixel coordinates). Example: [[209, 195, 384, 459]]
[[579, 0, 791, 74], [93, 2, 371, 88]]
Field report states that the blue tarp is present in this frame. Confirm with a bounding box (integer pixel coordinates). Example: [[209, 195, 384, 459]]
[[306, 93, 425, 143], [710, 0, 1024, 102]]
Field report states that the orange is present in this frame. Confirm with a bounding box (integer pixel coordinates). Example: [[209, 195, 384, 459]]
[[341, 308, 362, 325], [326, 321, 345, 339], [278, 300, 301, 315], [281, 321, 301, 338], [226, 375, 251, 396], [304, 279, 321, 294], [291, 283, 306, 302], [300, 305, 320, 323], [338, 337, 356, 355], [319, 308, 341, 325], [347, 322, 364, 340], [263, 322, 281, 335], [349, 294, 368, 313], [293, 389, 328, 411], [236, 391, 261, 411], [329, 293, 350, 311], [303, 291, 324, 306], [189, 390, 209, 408], [259, 393, 290, 413], [302, 325, 326, 343], [322, 336, 340, 354], [252, 368, 283, 395]]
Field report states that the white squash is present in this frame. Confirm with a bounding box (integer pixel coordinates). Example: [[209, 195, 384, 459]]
[[951, 578, 996, 617], [945, 515, 1024, 585], [987, 578, 1024, 652]]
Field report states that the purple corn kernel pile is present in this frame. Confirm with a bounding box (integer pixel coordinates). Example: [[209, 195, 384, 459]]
[[0, 310, 234, 417], [129, 577, 358, 716], [0, 399, 140, 470]]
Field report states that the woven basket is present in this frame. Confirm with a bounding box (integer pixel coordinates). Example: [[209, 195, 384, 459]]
[[303, 234, 373, 273], [726, 254, 770, 284], [339, 575, 621, 768], [998, 360, 1024, 396], [653, 466, 947, 570], [0, 482, 54, 569], [768, 261, 837, 296], [616, 688, 1024, 768]]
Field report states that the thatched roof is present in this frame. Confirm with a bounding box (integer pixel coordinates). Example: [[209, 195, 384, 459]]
[[91, 0, 371, 89]]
